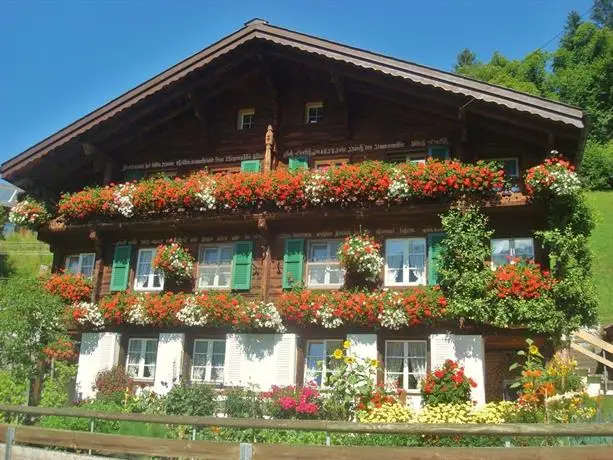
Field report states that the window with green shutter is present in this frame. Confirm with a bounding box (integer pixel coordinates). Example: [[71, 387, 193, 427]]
[[240, 160, 261, 173], [283, 239, 305, 289], [289, 156, 309, 171], [428, 146, 449, 161], [110, 245, 132, 291], [231, 241, 253, 291], [427, 233, 446, 285]]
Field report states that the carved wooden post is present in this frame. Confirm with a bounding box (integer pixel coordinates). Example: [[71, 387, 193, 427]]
[[264, 125, 274, 172], [88, 229, 105, 303], [258, 217, 272, 302]]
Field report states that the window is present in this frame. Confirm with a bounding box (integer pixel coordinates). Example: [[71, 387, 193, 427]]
[[491, 238, 535, 268], [134, 248, 164, 291], [493, 158, 520, 192], [305, 102, 323, 124], [386, 152, 427, 165], [209, 166, 240, 176], [304, 339, 343, 387], [314, 158, 349, 171], [237, 108, 255, 130], [197, 244, 234, 289], [385, 341, 427, 392], [126, 338, 158, 380], [191, 339, 226, 383], [306, 240, 343, 288], [65, 253, 96, 278], [385, 238, 426, 286]]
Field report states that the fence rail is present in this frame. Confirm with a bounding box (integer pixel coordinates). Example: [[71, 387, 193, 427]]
[[1, 404, 613, 459]]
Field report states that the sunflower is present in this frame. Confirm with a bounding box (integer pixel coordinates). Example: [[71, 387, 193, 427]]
[[529, 344, 539, 355], [344, 356, 356, 365], [343, 340, 351, 349], [333, 349, 344, 360], [369, 359, 379, 368]]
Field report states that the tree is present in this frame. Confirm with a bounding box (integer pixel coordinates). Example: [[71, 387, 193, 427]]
[[562, 11, 583, 47], [591, 0, 613, 29], [454, 48, 477, 72]]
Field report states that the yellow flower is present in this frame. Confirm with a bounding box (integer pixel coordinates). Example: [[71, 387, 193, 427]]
[[344, 356, 355, 365], [529, 344, 539, 355], [343, 340, 351, 349], [333, 349, 343, 360], [370, 359, 379, 368]]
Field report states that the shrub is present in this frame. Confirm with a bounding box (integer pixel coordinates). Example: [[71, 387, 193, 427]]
[[40, 362, 77, 408], [579, 139, 613, 190], [164, 382, 217, 416], [39, 399, 122, 432], [262, 383, 322, 419], [358, 403, 414, 423], [0, 370, 27, 422], [223, 386, 264, 418], [94, 366, 134, 403], [420, 359, 476, 405]]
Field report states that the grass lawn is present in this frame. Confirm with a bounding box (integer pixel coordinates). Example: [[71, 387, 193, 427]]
[[587, 191, 613, 325]]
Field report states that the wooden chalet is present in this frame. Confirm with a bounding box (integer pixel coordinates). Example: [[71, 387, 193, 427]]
[[0, 19, 587, 405]]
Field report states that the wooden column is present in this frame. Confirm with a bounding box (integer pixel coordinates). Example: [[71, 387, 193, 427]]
[[88, 229, 105, 302], [258, 218, 272, 302], [264, 125, 274, 173]]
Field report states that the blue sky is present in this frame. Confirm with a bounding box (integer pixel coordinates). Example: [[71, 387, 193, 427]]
[[0, 0, 592, 167]]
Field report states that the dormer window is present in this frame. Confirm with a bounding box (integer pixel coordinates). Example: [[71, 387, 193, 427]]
[[237, 108, 255, 130], [305, 102, 323, 124]]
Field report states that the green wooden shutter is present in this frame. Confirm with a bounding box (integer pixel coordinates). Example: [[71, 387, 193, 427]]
[[282, 239, 305, 289], [428, 146, 449, 161], [231, 241, 253, 291], [427, 233, 446, 285], [240, 160, 261, 173], [289, 156, 309, 171], [124, 170, 145, 182], [110, 245, 132, 291]]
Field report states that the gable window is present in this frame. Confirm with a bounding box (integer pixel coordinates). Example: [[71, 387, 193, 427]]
[[491, 238, 534, 268], [385, 238, 426, 286], [126, 338, 158, 380], [191, 339, 226, 383], [306, 239, 343, 288], [237, 108, 255, 130], [386, 152, 427, 165], [305, 339, 343, 387], [314, 158, 349, 171], [65, 253, 96, 278], [305, 102, 323, 124], [197, 244, 234, 289], [385, 340, 427, 392], [134, 248, 164, 291]]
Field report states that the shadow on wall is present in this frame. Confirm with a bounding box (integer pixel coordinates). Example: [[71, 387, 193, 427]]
[[237, 333, 282, 360]]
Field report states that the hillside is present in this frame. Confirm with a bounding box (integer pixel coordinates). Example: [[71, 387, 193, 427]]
[[0, 229, 52, 278], [587, 191, 613, 325]]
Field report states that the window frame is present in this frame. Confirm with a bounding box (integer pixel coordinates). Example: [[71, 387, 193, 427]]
[[306, 239, 343, 288], [125, 338, 158, 381], [64, 252, 96, 279], [384, 238, 427, 287], [384, 340, 428, 394], [305, 101, 324, 124], [237, 108, 255, 130], [490, 237, 535, 269], [492, 157, 520, 178], [196, 243, 235, 290], [304, 339, 343, 388], [190, 338, 226, 384], [386, 152, 427, 165], [314, 157, 349, 171], [134, 248, 165, 292]]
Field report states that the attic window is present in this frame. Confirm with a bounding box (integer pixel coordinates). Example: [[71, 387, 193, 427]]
[[238, 108, 255, 130], [305, 102, 323, 124]]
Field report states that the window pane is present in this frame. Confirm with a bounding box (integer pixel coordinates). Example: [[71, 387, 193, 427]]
[[407, 374, 419, 390], [386, 342, 404, 356], [409, 239, 426, 254], [192, 367, 206, 381], [80, 254, 95, 277], [325, 341, 343, 355], [212, 341, 226, 354], [310, 244, 329, 262], [514, 239, 534, 260], [202, 248, 219, 265], [307, 342, 324, 359], [211, 353, 225, 367], [66, 256, 80, 275], [491, 240, 510, 266], [217, 267, 231, 287], [502, 159, 518, 177], [210, 367, 224, 382], [194, 340, 208, 355], [386, 372, 403, 389], [407, 342, 426, 357], [327, 265, 342, 284], [126, 365, 139, 378], [198, 267, 217, 287], [387, 253, 403, 269], [408, 254, 424, 269], [143, 365, 155, 379], [220, 247, 234, 264], [307, 266, 326, 285], [386, 357, 404, 373]]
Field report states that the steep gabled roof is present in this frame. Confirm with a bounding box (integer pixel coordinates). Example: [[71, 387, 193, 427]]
[[1, 18, 585, 178]]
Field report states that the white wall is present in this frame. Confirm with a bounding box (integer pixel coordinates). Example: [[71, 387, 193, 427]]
[[75, 332, 120, 400], [430, 333, 486, 405], [153, 333, 185, 394]]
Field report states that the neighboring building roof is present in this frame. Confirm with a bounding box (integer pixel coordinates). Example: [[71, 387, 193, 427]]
[[0, 18, 586, 177], [0, 181, 21, 208]]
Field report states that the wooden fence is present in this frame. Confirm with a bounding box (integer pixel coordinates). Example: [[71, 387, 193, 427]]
[[1, 404, 613, 459]]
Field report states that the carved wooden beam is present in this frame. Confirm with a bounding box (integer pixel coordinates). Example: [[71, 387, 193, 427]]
[[331, 72, 350, 138]]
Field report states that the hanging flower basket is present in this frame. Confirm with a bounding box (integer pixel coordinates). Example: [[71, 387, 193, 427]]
[[524, 152, 581, 198], [9, 198, 51, 229], [152, 241, 195, 280], [338, 233, 384, 285]]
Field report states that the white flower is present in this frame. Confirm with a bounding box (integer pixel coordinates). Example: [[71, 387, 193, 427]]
[[74, 302, 106, 329], [318, 304, 343, 328], [303, 172, 326, 205], [176, 296, 208, 326], [251, 302, 286, 332], [112, 183, 136, 217], [194, 177, 217, 211], [127, 296, 149, 325]]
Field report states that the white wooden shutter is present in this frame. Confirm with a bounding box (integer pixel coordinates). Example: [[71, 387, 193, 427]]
[[347, 334, 378, 360], [429, 333, 455, 370], [274, 334, 298, 386], [75, 332, 120, 400], [223, 333, 243, 386], [153, 333, 185, 394]]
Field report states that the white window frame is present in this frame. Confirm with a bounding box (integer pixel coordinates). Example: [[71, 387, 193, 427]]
[[134, 248, 164, 292], [384, 238, 427, 287], [304, 339, 343, 388], [490, 237, 535, 269], [306, 239, 343, 288], [493, 157, 520, 178], [126, 338, 158, 381], [196, 244, 234, 290], [191, 339, 226, 383], [384, 340, 428, 393], [237, 108, 255, 130], [64, 253, 96, 279], [305, 101, 323, 124]]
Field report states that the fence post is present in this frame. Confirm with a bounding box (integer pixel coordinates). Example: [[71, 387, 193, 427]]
[[4, 426, 15, 460], [239, 442, 253, 460], [88, 419, 95, 455]]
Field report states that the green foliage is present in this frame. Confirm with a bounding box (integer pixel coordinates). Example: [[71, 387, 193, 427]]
[[0, 276, 66, 379], [0, 229, 52, 278], [40, 362, 77, 408], [421, 360, 475, 406], [38, 399, 122, 432], [224, 386, 264, 418], [164, 382, 217, 416], [0, 370, 27, 406], [580, 140, 613, 190]]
